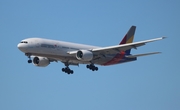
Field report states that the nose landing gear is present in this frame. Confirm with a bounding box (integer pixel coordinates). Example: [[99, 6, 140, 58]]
[[25, 53, 32, 63]]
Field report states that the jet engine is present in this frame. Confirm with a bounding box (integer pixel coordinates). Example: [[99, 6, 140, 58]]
[[33, 56, 50, 67], [76, 50, 93, 61]]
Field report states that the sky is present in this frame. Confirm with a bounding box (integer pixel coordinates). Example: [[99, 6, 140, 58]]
[[0, 0, 180, 110]]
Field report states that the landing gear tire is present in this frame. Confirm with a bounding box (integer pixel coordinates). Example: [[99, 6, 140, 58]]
[[28, 59, 32, 63], [95, 67, 98, 71], [62, 68, 65, 72], [70, 70, 73, 74], [86, 65, 90, 68]]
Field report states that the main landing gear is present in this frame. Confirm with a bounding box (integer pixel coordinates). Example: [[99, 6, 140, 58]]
[[62, 63, 74, 74], [62, 67, 74, 74], [86, 64, 98, 71], [25, 53, 32, 63]]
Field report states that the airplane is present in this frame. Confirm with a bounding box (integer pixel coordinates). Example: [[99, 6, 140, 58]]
[[17, 26, 165, 74]]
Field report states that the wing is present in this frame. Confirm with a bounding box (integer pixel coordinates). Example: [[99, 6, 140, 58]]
[[68, 37, 165, 55], [91, 37, 165, 55]]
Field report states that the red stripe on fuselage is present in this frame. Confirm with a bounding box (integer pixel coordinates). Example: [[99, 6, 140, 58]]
[[103, 51, 125, 66]]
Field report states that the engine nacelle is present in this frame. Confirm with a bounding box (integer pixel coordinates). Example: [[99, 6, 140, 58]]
[[76, 50, 93, 61], [33, 56, 50, 67]]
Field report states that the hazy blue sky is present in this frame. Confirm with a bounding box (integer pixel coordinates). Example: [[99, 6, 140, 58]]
[[0, 0, 179, 110]]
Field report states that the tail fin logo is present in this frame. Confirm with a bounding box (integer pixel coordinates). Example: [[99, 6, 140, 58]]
[[119, 26, 136, 54], [120, 26, 136, 45]]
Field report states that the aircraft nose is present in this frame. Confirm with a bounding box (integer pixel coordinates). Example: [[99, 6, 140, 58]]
[[17, 43, 26, 52], [17, 43, 22, 50]]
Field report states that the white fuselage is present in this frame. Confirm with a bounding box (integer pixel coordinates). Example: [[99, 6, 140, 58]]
[[17, 38, 113, 65]]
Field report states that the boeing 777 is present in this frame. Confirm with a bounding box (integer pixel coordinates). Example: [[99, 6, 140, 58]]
[[17, 26, 165, 74]]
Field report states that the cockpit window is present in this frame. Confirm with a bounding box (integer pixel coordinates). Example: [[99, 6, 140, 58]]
[[20, 41, 28, 43]]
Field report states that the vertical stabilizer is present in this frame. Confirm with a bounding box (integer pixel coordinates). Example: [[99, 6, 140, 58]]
[[119, 26, 136, 55]]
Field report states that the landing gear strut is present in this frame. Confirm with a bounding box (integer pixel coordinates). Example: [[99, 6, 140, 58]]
[[25, 53, 32, 63], [86, 64, 98, 71]]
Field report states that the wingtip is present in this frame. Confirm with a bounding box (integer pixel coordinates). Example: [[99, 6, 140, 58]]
[[155, 52, 162, 54], [162, 36, 167, 39]]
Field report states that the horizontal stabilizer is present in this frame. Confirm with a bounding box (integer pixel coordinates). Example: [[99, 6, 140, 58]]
[[125, 52, 161, 58]]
